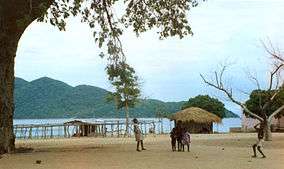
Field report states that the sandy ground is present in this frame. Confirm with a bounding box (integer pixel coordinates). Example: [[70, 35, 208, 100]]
[[0, 133, 284, 169]]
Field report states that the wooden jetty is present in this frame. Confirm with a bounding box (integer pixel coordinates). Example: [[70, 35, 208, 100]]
[[13, 119, 163, 139]]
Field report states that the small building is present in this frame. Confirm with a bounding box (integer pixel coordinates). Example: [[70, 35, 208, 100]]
[[64, 120, 104, 137], [169, 107, 222, 133]]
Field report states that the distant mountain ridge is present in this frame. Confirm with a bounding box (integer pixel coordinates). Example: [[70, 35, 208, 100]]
[[14, 77, 239, 119]]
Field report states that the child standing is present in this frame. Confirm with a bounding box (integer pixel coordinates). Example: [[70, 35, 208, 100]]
[[133, 118, 146, 152], [181, 129, 191, 152], [176, 120, 183, 151], [252, 122, 266, 158], [170, 127, 177, 151]]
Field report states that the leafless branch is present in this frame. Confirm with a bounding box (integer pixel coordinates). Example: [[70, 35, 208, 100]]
[[262, 40, 284, 63], [246, 71, 261, 90], [268, 63, 284, 90], [236, 88, 250, 96], [200, 71, 264, 121], [261, 41, 284, 90], [219, 65, 226, 88]]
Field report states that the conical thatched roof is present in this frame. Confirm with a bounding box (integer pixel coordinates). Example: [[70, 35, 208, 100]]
[[170, 107, 222, 124]]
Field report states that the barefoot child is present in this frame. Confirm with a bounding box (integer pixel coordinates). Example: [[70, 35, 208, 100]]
[[170, 127, 177, 151], [133, 118, 146, 152], [181, 129, 191, 152], [252, 122, 266, 158], [176, 120, 183, 151]]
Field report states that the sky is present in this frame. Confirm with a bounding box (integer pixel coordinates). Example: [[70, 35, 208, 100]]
[[15, 0, 284, 114]]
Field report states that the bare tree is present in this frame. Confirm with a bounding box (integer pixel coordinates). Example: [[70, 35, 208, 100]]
[[262, 41, 284, 64], [200, 49, 284, 141]]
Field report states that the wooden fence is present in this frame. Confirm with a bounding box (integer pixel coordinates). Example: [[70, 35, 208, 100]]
[[13, 120, 171, 139]]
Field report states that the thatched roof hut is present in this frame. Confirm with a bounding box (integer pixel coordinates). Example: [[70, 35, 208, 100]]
[[170, 107, 222, 133], [170, 107, 221, 123]]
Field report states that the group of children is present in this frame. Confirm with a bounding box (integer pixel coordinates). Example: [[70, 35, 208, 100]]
[[133, 119, 191, 152], [170, 121, 191, 152]]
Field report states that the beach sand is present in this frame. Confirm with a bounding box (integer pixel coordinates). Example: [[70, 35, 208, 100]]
[[0, 133, 284, 169]]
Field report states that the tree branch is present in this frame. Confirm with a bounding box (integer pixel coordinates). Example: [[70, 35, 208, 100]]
[[102, 0, 126, 61], [268, 105, 284, 122], [262, 40, 284, 63], [268, 63, 284, 90], [247, 71, 261, 90], [200, 72, 264, 122]]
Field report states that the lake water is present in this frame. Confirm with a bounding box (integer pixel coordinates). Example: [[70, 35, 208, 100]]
[[13, 117, 241, 138]]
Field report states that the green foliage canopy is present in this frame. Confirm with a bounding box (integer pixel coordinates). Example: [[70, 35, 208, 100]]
[[182, 95, 226, 118], [245, 89, 284, 119], [106, 61, 140, 110]]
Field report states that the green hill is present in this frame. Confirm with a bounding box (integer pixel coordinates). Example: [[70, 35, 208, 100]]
[[14, 77, 239, 119], [14, 77, 185, 119], [224, 109, 240, 118]]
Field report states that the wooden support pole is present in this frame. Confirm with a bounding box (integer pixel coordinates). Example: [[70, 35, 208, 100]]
[[94, 125, 97, 137], [101, 124, 104, 137], [58, 126, 60, 137], [102, 124, 105, 137], [82, 125, 85, 136], [117, 121, 120, 138], [50, 126, 53, 138], [67, 125, 70, 138], [75, 125, 78, 137], [161, 120, 164, 134], [144, 123, 147, 136], [41, 127, 43, 138], [64, 126, 67, 138], [104, 123, 107, 137], [98, 125, 101, 136], [111, 124, 114, 137], [44, 126, 47, 139], [20, 127, 23, 139], [24, 128, 28, 139], [35, 127, 39, 139], [24, 127, 29, 139]]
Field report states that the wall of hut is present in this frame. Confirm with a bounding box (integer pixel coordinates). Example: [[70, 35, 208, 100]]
[[178, 121, 213, 134]]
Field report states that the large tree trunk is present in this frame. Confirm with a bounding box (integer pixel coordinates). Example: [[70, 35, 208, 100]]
[[263, 119, 272, 141], [0, 39, 16, 154], [0, 18, 20, 154], [0, 0, 52, 154]]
